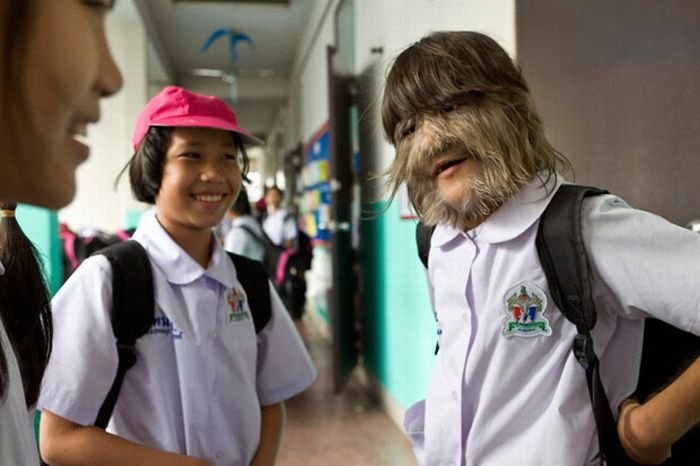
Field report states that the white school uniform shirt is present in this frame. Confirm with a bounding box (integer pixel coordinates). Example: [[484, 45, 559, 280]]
[[224, 215, 266, 263], [406, 176, 700, 466], [39, 210, 316, 466], [262, 208, 297, 246], [0, 262, 41, 466], [213, 216, 232, 240]]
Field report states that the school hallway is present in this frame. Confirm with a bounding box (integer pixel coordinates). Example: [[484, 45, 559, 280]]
[[277, 318, 417, 466]]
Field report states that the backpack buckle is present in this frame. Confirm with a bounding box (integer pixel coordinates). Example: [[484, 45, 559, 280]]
[[573, 334, 594, 370], [116, 341, 138, 370]]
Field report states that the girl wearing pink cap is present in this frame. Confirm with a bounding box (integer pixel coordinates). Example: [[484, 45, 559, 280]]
[[38, 86, 316, 466]]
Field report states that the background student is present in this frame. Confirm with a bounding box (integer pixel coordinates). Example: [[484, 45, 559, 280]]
[[262, 187, 298, 249], [224, 187, 267, 263]]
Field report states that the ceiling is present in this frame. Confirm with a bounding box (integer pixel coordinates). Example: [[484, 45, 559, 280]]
[[120, 0, 318, 142]]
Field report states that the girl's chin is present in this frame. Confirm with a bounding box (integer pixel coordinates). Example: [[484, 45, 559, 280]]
[[439, 186, 471, 210], [27, 176, 76, 210]]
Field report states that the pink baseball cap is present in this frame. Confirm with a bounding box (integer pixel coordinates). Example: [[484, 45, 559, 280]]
[[131, 85, 263, 151]]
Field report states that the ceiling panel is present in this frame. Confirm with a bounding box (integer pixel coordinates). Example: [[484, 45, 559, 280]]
[[134, 0, 316, 141]]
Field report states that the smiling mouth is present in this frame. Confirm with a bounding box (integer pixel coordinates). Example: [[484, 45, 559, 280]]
[[193, 194, 226, 203], [434, 157, 468, 177], [68, 123, 88, 143]]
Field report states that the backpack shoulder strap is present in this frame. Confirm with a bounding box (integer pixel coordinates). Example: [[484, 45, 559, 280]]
[[94, 240, 154, 429], [255, 222, 281, 249], [227, 252, 272, 334], [536, 184, 632, 465], [236, 224, 266, 247], [416, 222, 436, 269], [535, 185, 606, 331]]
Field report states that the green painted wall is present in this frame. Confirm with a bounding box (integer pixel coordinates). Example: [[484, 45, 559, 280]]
[[125, 209, 144, 230], [361, 200, 435, 409]]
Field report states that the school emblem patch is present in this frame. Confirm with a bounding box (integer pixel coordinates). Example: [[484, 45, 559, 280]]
[[226, 287, 250, 324], [502, 281, 552, 338], [149, 314, 183, 339]]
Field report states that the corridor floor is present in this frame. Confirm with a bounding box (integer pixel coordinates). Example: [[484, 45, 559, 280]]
[[277, 319, 417, 466]]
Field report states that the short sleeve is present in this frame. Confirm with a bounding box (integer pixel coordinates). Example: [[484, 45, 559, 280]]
[[37, 256, 119, 426], [255, 283, 316, 405], [584, 194, 700, 335]]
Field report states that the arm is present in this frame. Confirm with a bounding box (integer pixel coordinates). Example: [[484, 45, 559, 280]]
[[40, 410, 212, 466], [251, 284, 315, 466], [618, 356, 700, 464], [250, 402, 285, 466]]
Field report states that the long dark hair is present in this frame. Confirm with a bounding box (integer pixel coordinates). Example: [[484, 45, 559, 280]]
[[0, 203, 53, 408]]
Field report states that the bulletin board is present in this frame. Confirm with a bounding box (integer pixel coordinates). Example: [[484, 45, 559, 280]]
[[300, 123, 332, 244]]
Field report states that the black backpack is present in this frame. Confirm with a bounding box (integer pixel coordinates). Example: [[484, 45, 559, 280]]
[[93, 240, 272, 429], [238, 218, 313, 280], [416, 185, 700, 466], [294, 229, 314, 271], [235, 224, 286, 281]]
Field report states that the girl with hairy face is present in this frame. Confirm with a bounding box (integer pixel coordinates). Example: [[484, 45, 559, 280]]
[[382, 31, 700, 466], [392, 102, 527, 230], [382, 31, 567, 231]]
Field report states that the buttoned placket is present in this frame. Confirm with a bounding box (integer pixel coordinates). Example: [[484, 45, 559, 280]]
[[191, 274, 221, 457], [205, 276, 220, 340], [459, 231, 479, 462], [426, 231, 478, 466]]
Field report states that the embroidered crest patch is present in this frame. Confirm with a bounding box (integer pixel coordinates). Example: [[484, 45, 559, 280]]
[[226, 287, 250, 324], [502, 281, 552, 338]]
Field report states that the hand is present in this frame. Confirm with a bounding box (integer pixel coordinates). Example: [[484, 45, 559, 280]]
[[617, 398, 672, 465]]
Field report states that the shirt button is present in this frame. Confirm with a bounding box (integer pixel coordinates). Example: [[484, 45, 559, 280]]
[[451, 390, 458, 401], [208, 330, 216, 339], [215, 451, 224, 459], [461, 313, 469, 322]]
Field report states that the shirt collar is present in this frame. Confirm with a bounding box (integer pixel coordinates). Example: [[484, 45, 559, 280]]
[[132, 209, 236, 288], [432, 173, 564, 247]]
